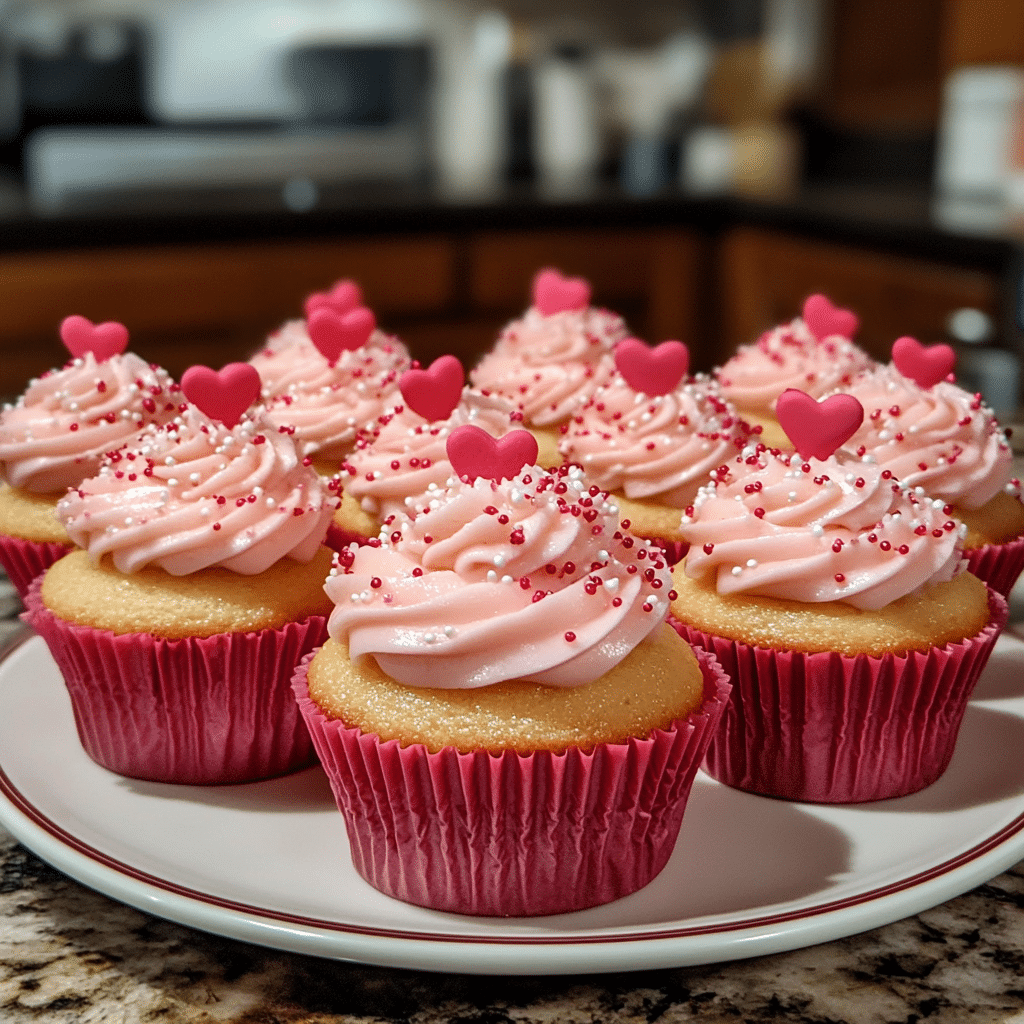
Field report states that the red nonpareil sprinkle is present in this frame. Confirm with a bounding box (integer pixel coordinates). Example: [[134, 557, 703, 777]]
[[423, 535, 433, 544], [668, 590, 677, 600], [532, 591, 546, 602], [370, 577, 382, 589], [703, 542, 715, 555], [918, 462, 928, 471], [213, 523, 221, 531], [879, 540, 891, 551], [855, 478, 865, 488], [642, 602, 653, 612], [832, 539, 843, 552], [69, 423, 78, 431], [898, 544, 909, 554], [834, 573, 845, 583], [484, 506, 498, 515], [498, 514, 509, 524], [626, 564, 638, 574], [391, 460, 401, 470], [293, 507, 304, 515], [754, 508, 765, 518], [881, 470, 893, 479], [620, 518, 632, 529], [564, 631, 576, 642], [622, 537, 634, 548], [97, 381, 107, 393], [519, 576, 531, 589], [412, 567, 423, 576], [236, 498, 246, 507], [612, 597, 622, 607]]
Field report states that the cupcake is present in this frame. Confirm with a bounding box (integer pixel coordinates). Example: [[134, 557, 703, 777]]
[[670, 388, 1007, 804], [0, 315, 178, 597], [331, 355, 525, 550], [716, 294, 874, 450], [293, 425, 730, 916], [250, 282, 410, 472], [470, 267, 629, 465], [558, 337, 752, 564], [22, 363, 338, 785], [841, 336, 1024, 597]]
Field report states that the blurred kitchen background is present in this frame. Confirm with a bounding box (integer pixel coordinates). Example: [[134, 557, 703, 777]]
[[0, 0, 1023, 423]]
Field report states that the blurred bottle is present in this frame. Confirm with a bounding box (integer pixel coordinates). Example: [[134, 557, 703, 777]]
[[533, 42, 600, 190]]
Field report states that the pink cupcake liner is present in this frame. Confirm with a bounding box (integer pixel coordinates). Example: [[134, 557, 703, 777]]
[[23, 575, 326, 785], [0, 534, 72, 600], [325, 521, 371, 554], [292, 642, 731, 916], [674, 587, 1008, 804], [965, 534, 1024, 599]]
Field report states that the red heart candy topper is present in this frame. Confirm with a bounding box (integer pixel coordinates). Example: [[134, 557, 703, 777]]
[[891, 336, 956, 389], [303, 279, 363, 320], [181, 363, 262, 429], [802, 294, 859, 342], [307, 306, 377, 366], [614, 338, 689, 396], [446, 425, 538, 483], [60, 315, 129, 362], [532, 268, 591, 317], [776, 389, 864, 462], [400, 355, 464, 422]]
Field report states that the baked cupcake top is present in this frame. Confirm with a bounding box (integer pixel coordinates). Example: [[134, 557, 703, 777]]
[[338, 387, 523, 524], [325, 440, 674, 689], [57, 369, 336, 575], [469, 268, 627, 426], [251, 309, 410, 461], [841, 344, 1018, 512], [717, 294, 873, 415], [679, 433, 966, 611], [559, 339, 751, 507], [0, 318, 177, 493]]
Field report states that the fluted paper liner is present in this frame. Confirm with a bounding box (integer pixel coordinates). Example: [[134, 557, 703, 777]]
[[23, 575, 325, 785], [0, 534, 72, 599], [292, 644, 731, 917], [965, 534, 1024, 599], [675, 588, 1008, 804]]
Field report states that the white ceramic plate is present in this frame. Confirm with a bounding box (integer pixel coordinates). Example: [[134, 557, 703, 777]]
[[3, 629, 1024, 975]]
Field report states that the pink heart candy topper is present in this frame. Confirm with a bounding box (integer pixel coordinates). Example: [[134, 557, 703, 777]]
[[614, 338, 689, 396], [776, 388, 864, 462], [891, 335, 956, 389], [59, 315, 129, 362], [307, 306, 376, 365], [802, 294, 859, 342], [181, 363, 262, 429], [304, 279, 363, 319], [446, 425, 538, 483], [400, 355, 464, 422], [532, 268, 591, 317]]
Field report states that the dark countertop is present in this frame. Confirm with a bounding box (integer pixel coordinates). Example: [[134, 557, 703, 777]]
[[1, 172, 1021, 275]]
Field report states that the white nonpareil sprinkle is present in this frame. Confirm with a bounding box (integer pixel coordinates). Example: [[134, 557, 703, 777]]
[[731, 565, 742, 576]]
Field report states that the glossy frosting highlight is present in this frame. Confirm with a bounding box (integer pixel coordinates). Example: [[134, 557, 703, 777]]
[[57, 406, 336, 575], [325, 463, 673, 688], [680, 442, 965, 610], [0, 353, 178, 493]]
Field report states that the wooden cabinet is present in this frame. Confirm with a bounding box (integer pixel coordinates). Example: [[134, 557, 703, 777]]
[[0, 227, 705, 399], [717, 227, 1002, 364]]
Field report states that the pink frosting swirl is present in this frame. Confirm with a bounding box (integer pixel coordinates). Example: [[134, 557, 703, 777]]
[[0, 353, 178, 493], [324, 463, 672, 688], [339, 389, 523, 523], [470, 306, 627, 425], [717, 318, 874, 415], [680, 442, 965, 610], [842, 364, 1014, 510], [251, 320, 411, 459], [559, 374, 749, 506], [56, 406, 336, 575]]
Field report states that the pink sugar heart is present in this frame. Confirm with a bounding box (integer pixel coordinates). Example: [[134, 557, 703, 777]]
[[802, 294, 859, 342], [532, 267, 591, 317], [891, 335, 956, 389], [776, 389, 864, 461], [400, 355, 464, 422], [614, 338, 689, 396], [446, 425, 538, 483], [59, 315, 129, 361], [181, 363, 262, 428], [307, 306, 377, 364], [303, 279, 363, 319]]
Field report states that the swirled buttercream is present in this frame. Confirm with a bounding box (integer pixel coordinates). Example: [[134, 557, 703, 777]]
[[338, 389, 523, 523], [251, 319, 410, 459], [717, 317, 873, 415], [680, 442, 965, 610], [324, 463, 673, 688], [57, 406, 336, 575], [470, 305, 627, 425], [0, 353, 178, 493], [842, 364, 1015, 510], [559, 374, 749, 506]]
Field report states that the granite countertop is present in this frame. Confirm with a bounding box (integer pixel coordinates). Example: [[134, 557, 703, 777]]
[[3, 569, 1024, 1023]]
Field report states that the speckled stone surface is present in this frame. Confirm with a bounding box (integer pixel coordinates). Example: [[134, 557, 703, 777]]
[[2, 825, 1024, 1023]]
